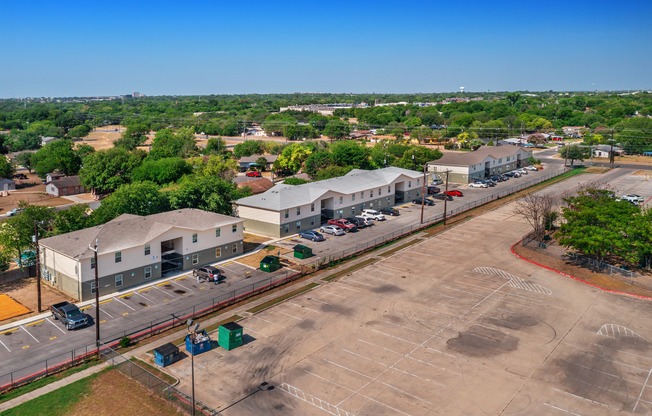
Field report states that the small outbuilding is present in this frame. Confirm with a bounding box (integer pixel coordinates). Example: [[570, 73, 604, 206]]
[[153, 342, 180, 367]]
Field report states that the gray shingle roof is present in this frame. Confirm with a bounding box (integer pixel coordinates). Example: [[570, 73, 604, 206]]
[[429, 146, 531, 167], [40, 208, 243, 260], [51, 175, 82, 188], [235, 167, 422, 211]]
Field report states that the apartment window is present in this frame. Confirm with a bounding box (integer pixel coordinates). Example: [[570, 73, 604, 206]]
[[388, 186, 391, 193], [378, 187, 382, 195], [499, 158, 502, 163], [284, 224, 289, 234], [297, 207, 301, 216], [90, 256, 96, 270], [144, 266, 152, 279], [339, 196, 343, 204], [115, 251, 121, 263], [232, 224, 237, 233], [361, 191, 364, 198], [232, 243, 237, 254], [192, 254, 199, 265], [90, 281, 96, 294], [311, 203, 315, 212], [408, 181, 412, 188], [215, 228, 221, 237], [215, 247, 222, 258], [370, 190, 374, 198], [284, 210, 289, 219], [351, 207, 356, 214], [115, 274, 123, 287], [192, 233, 198, 243], [144, 244, 150, 256], [310, 218, 315, 226]]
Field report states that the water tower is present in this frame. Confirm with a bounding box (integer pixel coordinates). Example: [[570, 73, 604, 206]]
[[460, 86, 465, 94]]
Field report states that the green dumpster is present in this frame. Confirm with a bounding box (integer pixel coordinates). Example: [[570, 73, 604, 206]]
[[260, 255, 280, 272], [293, 244, 313, 259], [218, 322, 244, 351]]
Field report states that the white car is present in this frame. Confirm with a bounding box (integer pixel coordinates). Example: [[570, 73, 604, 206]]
[[361, 209, 386, 221], [319, 225, 346, 236], [516, 168, 528, 175], [623, 194, 644, 203], [468, 182, 488, 188], [524, 165, 539, 171], [355, 216, 374, 227], [6, 208, 24, 217]]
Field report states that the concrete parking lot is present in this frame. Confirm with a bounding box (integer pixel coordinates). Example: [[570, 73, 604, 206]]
[[162, 168, 652, 416]]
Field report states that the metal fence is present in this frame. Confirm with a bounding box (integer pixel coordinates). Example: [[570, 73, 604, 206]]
[[0, 165, 571, 393], [100, 344, 221, 416]]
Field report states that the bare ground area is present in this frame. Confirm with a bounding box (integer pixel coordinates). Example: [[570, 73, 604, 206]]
[[0, 171, 70, 214], [0, 277, 74, 323], [67, 370, 184, 416]]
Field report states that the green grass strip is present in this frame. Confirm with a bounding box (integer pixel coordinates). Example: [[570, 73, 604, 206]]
[[321, 258, 379, 282], [0, 370, 104, 416], [247, 283, 319, 314], [0, 359, 100, 405], [377, 238, 423, 258], [129, 358, 177, 385]]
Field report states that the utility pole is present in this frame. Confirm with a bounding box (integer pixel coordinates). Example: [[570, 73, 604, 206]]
[[34, 223, 41, 313], [420, 163, 428, 224], [608, 130, 615, 169], [442, 170, 451, 225], [89, 240, 100, 354]]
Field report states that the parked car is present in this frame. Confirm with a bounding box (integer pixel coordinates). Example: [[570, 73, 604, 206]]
[[499, 174, 510, 181], [299, 230, 325, 241], [51, 301, 89, 330], [427, 186, 441, 195], [361, 209, 386, 221], [524, 166, 538, 171], [432, 193, 453, 201], [6, 208, 23, 217], [193, 266, 225, 283], [516, 168, 528, 175], [355, 216, 374, 227], [469, 182, 488, 188], [508, 171, 521, 178], [12, 173, 27, 180], [444, 190, 464, 197], [346, 217, 366, 229], [412, 198, 435, 206], [379, 207, 400, 216], [327, 218, 358, 232], [489, 175, 504, 182], [622, 194, 644, 203], [320, 225, 346, 235], [245, 170, 262, 177], [431, 178, 443, 185]]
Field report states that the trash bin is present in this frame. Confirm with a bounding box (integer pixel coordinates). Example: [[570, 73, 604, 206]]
[[293, 244, 313, 259], [185, 330, 212, 356], [153, 342, 180, 367], [260, 255, 281, 273], [218, 322, 244, 351]]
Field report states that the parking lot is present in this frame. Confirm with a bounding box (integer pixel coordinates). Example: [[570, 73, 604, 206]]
[[162, 168, 652, 415]]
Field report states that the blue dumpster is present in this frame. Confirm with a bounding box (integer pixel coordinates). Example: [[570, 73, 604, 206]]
[[153, 343, 179, 367], [185, 330, 212, 356]]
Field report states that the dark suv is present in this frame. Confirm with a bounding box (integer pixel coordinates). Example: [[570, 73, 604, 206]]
[[380, 207, 400, 216], [346, 217, 367, 228], [193, 266, 225, 282]]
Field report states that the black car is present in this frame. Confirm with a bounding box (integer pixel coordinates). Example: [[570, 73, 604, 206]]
[[412, 198, 435, 206], [346, 217, 367, 228], [431, 193, 453, 201], [489, 175, 503, 182], [427, 186, 441, 195], [379, 207, 400, 216], [499, 174, 509, 181]]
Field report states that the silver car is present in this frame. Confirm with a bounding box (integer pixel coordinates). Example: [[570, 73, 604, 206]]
[[320, 225, 346, 236]]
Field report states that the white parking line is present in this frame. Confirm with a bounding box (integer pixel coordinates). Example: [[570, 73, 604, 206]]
[[47, 318, 66, 334], [134, 291, 154, 303], [251, 315, 285, 328], [543, 403, 584, 415], [277, 310, 302, 320], [307, 296, 331, 306], [170, 279, 196, 292], [371, 329, 421, 345], [88, 304, 114, 319], [287, 302, 320, 313], [20, 325, 39, 343], [330, 282, 363, 293], [112, 296, 136, 311], [318, 290, 346, 299], [341, 348, 388, 366], [634, 368, 652, 412], [0, 339, 10, 352]]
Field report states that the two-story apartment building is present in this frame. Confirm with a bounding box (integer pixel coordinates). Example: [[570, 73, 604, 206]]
[[39, 209, 244, 301], [234, 167, 424, 238], [428, 146, 533, 183]]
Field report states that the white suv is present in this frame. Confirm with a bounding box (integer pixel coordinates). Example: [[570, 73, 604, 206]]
[[361, 209, 386, 221], [620, 194, 643, 205]]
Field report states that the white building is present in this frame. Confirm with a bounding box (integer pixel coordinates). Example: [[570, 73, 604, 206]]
[[235, 167, 424, 238], [39, 209, 244, 301], [428, 146, 533, 183]]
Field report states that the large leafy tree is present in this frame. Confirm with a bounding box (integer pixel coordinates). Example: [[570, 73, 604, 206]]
[[187, 155, 238, 179], [31, 139, 82, 177], [13, 152, 33, 173], [148, 127, 198, 160], [233, 140, 265, 158], [167, 175, 250, 215], [0, 204, 55, 266], [273, 143, 311, 174], [559, 145, 591, 166], [79, 148, 146, 193], [113, 123, 149, 150], [322, 119, 351, 141], [51, 204, 91, 235], [0, 155, 14, 179], [262, 113, 296, 136], [131, 157, 192, 185], [90, 181, 170, 224], [330, 140, 371, 169]]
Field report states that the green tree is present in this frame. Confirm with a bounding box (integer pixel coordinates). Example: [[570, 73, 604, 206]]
[[131, 157, 192, 184], [0, 204, 55, 266], [114, 123, 149, 150], [304, 151, 333, 177], [167, 175, 250, 215], [52, 204, 91, 235], [559, 145, 590, 166], [204, 137, 227, 155], [322, 119, 351, 141], [233, 140, 265, 158], [149, 127, 198, 160], [31, 139, 81, 177], [314, 165, 353, 180], [90, 182, 170, 224], [67, 124, 92, 139], [262, 113, 296, 136], [330, 140, 371, 168], [283, 177, 310, 185], [0, 155, 14, 179], [274, 143, 312, 174], [187, 155, 239, 179], [79, 148, 146, 193], [13, 152, 34, 173]]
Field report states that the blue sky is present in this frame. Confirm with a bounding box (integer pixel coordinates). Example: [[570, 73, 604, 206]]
[[2, 0, 651, 97]]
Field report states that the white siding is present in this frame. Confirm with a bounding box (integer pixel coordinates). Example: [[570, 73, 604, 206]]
[[238, 206, 280, 225]]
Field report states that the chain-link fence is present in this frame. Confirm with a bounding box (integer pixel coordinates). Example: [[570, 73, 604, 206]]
[[1, 165, 571, 393], [100, 344, 221, 415]]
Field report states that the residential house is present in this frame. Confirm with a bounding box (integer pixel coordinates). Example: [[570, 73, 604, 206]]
[[39, 209, 245, 301], [234, 167, 423, 238], [428, 146, 533, 184], [593, 145, 623, 158], [237, 154, 278, 172], [46, 175, 85, 197], [45, 172, 65, 183], [0, 178, 15, 192], [235, 177, 275, 194]]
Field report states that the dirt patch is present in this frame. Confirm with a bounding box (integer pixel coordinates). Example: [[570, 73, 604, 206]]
[[0, 277, 74, 324], [244, 233, 271, 245], [0, 171, 71, 214], [237, 245, 293, 269], [513, 244, 652, 298], [67, 369, 184, 416], [447, 325, 519, 357]]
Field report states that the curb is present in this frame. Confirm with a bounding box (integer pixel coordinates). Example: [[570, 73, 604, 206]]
[[510, 240, 652, 301]]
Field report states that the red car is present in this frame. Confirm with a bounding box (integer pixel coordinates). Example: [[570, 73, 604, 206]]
[[246, 171, 262, 177], [444, 190, 464, 197], [327, 218, 358, 232]]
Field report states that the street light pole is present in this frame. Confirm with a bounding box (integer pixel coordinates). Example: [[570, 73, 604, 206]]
[[420, 163, 427, 224], [186, 319, 197, 416], [88, 240, 100, 353], [442, 170, 451, 225]]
